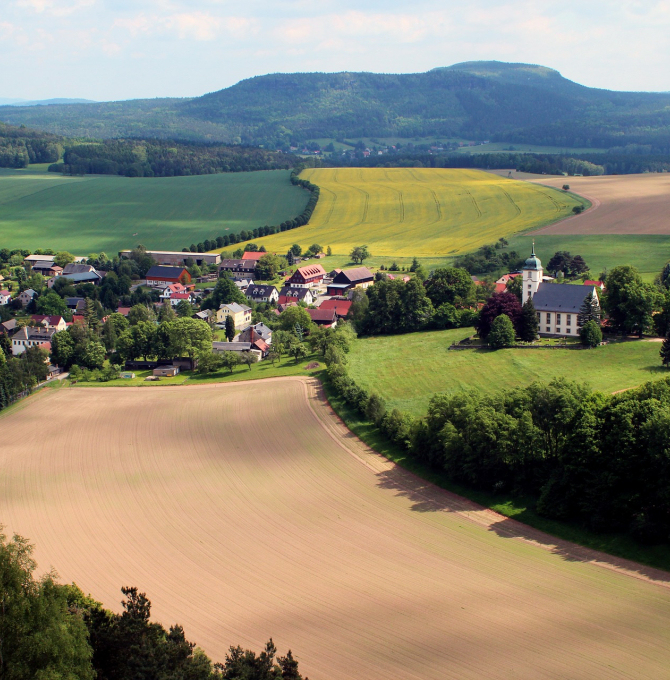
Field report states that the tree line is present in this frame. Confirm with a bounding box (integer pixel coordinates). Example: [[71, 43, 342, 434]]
[[0, 530, 307, 679], [0, 122, 63, 168]]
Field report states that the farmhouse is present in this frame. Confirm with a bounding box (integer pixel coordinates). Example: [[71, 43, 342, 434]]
[[278, 287, 314, 305], [146, 266, 191, 286], [326, 267, 374, 296], [216, 302, 252, 329], [219, 259, 257, 277], [245, 284, 278, 304], [31, 315, 67, 332], [523, 246, 600, 337], [286, 264, 326, 288], [31, 261, 63, 277], [119, 249, 221, 267], [11, 326, 56, 355]]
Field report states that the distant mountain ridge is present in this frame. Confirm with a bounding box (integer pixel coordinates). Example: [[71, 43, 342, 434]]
[[1, 62, 670, 150], [0, 98, 96, 107]]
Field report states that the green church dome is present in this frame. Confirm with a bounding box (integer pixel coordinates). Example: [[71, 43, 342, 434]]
[[523, 244, 542, 271]]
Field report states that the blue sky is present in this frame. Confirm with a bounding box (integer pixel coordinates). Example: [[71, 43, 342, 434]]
[[1, 0, 669, 100]]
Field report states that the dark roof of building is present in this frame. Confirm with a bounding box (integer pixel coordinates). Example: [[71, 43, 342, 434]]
[[532, 284, 597, 313], [62, 263, 95, 275], [308, 308, 337, 323], [212, 342, 252, 351], [246, 284, 277, 298], [219, 259, 256, 270], [146, 265, 188, 279], [62, 271, 102, 282], [279, 286, 311, 300], [333, 267, 374, 284], [65, 297, 84, 306]]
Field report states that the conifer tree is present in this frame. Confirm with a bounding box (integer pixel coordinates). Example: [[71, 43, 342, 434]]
[[225, 315, 235, 342], [661, 332, 670, 368], [578, 291, 601, 327], [84, 297, 99, 332], [519, 298, 539, 342]]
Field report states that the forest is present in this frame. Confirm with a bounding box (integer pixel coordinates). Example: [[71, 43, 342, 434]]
[[0, 122, 63, 168]]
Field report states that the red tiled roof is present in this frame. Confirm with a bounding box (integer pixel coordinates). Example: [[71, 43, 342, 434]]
[[319, 299, 352, 317], [584, 280, 604, 288], [494, 283, 507, 295], [116, 307, 131, 316], [294, 264, 326, 278], [31, 315, 64, 326], [252, 338, 269, 353], [308, 308, 337, 323], [171, 293, 191, 299], [242, 251, 265, 260], [72, 315, 85, 324]]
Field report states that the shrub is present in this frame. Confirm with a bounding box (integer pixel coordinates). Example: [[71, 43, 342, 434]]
[[488, 314, 516, 349], [580, 320, 602, 348]]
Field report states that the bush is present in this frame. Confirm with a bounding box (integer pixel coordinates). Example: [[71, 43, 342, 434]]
[[580, 320, 602, 347], [488, 314, 516, 349]]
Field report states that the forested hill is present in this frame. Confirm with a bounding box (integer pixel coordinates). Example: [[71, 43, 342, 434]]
[[0, 122, 63, 167], [2, 61, 670, 150]]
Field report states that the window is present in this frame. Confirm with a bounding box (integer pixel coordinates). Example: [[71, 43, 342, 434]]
[[546, 313, 551, 323], [546, 327, 550, 332], [567, 314, 572, 323], [556, 314, 562, 323], [556, 328, 561, 334], [567, 327, 572, 333]]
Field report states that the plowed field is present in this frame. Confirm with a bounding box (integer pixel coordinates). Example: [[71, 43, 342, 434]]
[[254, 168, 583, 257], [2, 379, 670, 679], [532, 173, 670, 235]]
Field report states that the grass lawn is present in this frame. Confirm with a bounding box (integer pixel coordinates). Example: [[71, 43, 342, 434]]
[[68, 354, 324, 388], [348, 328, 667, 415], [321, 378, 670, 572], [0, 169, 307, 254]]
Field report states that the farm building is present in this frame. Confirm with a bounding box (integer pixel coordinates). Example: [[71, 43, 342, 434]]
[[522, 246, 600, 337], [24, 254, 55, 266], [286, 264, 326, 288], [278, 287, 314, 306], [61, 264, 103, 285], [216, 302, 252, 329], [119, 249, 221, 267], [219, 259, 257, 277], [245, 284, 278, 304], [326, 267, 374, 296], [146, 266, 192, 287], [31, 261, 63, 277], [212, 342, 262, 360]]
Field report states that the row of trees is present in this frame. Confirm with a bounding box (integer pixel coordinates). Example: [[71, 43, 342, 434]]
[[0, 531, 306, 679]]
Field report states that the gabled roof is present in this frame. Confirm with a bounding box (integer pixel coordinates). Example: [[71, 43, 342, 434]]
[[212, 342, 252, 351], [20, 288, 37, 297], [308, 308, 337, 323], [219, 259, 256, 270], [292, 264, 326, 279], [0, 289, 10, 296], [12, 326, 56, 341], [333, 267, 374, 284], [246, 284, 277, 297], [146, 265, 188, 279], [31, 315, 65, 326], [319, 299, 352, 317], [532, 284, 597, 313], [584, 280, 604, 288], [242, 251, 266, 260], [171, 293, 191, 300], [279, 286, 311, 299], [220, 302, 251, 314], [63, 263, 95, 275]]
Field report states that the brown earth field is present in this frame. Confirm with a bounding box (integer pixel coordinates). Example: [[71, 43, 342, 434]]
[[528, 173, 670, 235], [2, 378, 670, 679]]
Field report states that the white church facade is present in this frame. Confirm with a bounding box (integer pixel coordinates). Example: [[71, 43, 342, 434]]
[[522, 245, 600, 337]]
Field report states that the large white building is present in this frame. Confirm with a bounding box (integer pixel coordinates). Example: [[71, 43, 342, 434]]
[[522, 245, 600, 337]]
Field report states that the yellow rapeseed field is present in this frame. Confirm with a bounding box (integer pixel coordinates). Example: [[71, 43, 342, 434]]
[[255, 168, 584, 257]]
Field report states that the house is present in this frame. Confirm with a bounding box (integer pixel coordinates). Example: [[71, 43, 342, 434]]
[[584, 280, 605, 290], [241, 251, 266, 261], [119, 249, 220, 266], [1, 319, 18, 336], [238, 322, 272, 344], [61, 263, 103, 285], [145, 266, 191, 286], [216, 302, 252, 329], [245, 284, 278, 304], [17, 289, 37, 307], [0, 290, 11, 306], [327, 269, 342, 279], [159, 283, 187, 301], [278, 286, 314, 305], [234, 278, 253, 293], [218, 259, 257, 277], [153, 365, 180, 377], [11, 326, 56, 355], [24, 254, 55, 267], [286, 264, 326, 288], [65, 297, 85, 310], [212, 342, 262, 360], [169, 292, 194, 307], [494, 283, 508, 295], [195, 309, 213, 322], [319, 298, 352, 318], [496, 272, 522, 285], [31, 261, 63, 277], [522, 245, 600, 337], [307, 308, 338, 328], [116, 306, 131, 317], [31, 315, 67, 332], [326, 267, 374, 296]]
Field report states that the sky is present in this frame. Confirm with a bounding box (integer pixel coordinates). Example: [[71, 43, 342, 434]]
[[1, 0, 669, 101]]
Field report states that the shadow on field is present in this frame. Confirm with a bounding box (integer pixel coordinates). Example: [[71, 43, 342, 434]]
[[487, 516, 670, 586]]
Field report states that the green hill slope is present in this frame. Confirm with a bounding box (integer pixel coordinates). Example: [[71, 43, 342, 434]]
[[2, 62, 670, 149], [0, 169, 306, 254]]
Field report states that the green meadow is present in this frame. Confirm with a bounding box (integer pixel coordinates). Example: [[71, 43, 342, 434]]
[[348, 329, 666, 415], [0, 169, 307, 255]]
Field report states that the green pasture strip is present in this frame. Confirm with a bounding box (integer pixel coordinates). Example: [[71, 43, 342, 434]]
[[0, 169, 307, 254], [348, 328, 666, 415], [320, 377, 670, 573]]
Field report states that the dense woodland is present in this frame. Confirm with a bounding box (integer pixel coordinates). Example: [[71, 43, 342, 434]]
[[0, 530, 306, 679], [0, 122, 63, 168]]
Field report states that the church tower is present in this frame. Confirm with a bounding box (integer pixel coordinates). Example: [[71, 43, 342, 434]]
[[522, 243, 543, 304]]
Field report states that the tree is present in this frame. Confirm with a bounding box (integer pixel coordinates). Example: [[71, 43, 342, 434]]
[[580, 320, 603, 348], [0, 531, 94, 680], [101, 316, 118, 351], [240, 351, 257, 371], [53, 250, 75, 268], [547, 251, 571, 276], [519, 298, 539, 342], [577, 291, 601, 327], [305, 243, 323, 257], [475, 292, 522, 339], [326, 246, 332, 256], [290, 244, 302, 257], [175, 299, 192, 318], [196, 351, 223, 374], [161, 318, 212, 361], [409, 257, 419, 272], [255, 253, 286, 280], [267, 349, 280, 366], [423, 267, 474, 307], [289, 342, 308, 363], [661, 331, 670, 367], [207, 274, 246, 309], [77, 339, 106, 369], [225, 315, 236, 342], [569, 255, 588, 277], [36, 290, 67, 317], [51, 330, 75, 367], [84, 297, 100, 332], [350, 245, 370, 265], [506, 275, 523, 302], [286, 250, 295, 266], [128, 304, 155, 326], [158, 303, 177, 323], [219, 351, 239, 374], [603, 265, 660, 336], [488, 314, 516, 349], [365, 392, 387, 425], [278, 306, 312, 334]]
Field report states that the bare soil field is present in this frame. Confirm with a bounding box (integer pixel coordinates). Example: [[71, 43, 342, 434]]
[[529, 174, 670, 235], [2, 379, 670, 679]]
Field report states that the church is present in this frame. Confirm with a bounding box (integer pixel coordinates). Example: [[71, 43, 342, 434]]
[[522, 245, 601, 337]]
